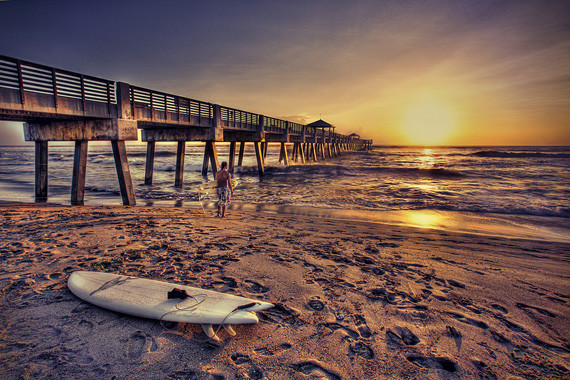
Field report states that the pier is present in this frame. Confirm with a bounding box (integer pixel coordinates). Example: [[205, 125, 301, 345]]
[[0, 55, 372, 206]]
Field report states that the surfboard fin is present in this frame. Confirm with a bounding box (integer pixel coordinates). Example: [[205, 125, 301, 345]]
[[201, 324, 220, 341], [223, 324, 236, 336]]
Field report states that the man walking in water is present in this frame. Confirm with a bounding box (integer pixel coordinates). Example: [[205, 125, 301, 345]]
[[215, 161, 233, 217]]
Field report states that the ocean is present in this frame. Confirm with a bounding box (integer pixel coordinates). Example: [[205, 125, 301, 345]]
[[1, 144, 569, 242]]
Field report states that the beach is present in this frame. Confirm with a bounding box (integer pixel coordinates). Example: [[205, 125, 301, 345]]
[[1, 202, 568, 379]]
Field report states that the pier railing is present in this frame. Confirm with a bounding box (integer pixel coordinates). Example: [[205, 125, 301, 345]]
[[129, 85, 213, 127], [0, 54, 116, 119], [264, 116, 287, 134], [220, 106, 258, 131]]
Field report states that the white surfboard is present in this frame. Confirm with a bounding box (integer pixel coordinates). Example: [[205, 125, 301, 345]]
[[68, 271, 273, 341], [198, 180, 239, 196]]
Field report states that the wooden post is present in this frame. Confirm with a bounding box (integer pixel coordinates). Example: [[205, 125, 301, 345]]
[[292, 143, 298, 162], [238, 141, 245, 167], [327, 143, 332, 158], [262, 142, 268, 163], [299, 143, 306, 164], [321, 143, 326, 160], [71, 140, 88, 206], [111, 140, 136, 206], [206, 141, 220, 176], [229, 141, 236, 173], [202, 143, 209, 176], [144, 141, 155, 185], [35, 141, 48, 202], [175, 141, 186, 187], [312, 143, 318, 162], [279, 142, 289, 165], [254, 142, 265, 177]]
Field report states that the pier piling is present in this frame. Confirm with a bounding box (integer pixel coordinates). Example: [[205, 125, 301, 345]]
[[71, 140, 88, 206], [34, 141, 48, 202]]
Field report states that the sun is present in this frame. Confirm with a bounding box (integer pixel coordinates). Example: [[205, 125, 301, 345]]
[[401, 97, 456, 145]]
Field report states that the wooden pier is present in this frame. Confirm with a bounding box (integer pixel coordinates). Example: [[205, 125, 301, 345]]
[[0, 55, 372, 206]]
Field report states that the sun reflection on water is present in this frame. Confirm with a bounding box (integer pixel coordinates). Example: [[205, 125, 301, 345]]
[[403, 210, 445, 229], [417, 148, 435, 168]]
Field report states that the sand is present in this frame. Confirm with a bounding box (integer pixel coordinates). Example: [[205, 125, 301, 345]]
[[0, 202, 568, 379]]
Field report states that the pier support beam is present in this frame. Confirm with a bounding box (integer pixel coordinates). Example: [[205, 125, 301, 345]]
[[238, 142, 245, 167], [35, 141, 48, 202], [279, 142, 289, 166], [229, 141, 236, 173], [202, 141, 220, 176], [71, 140, 88, 206], [111, 140, 136, 206], [144, 141, 155, 185], [292, 143, 300, 162], [175, 141, 186, 187], [254, 142, 265, 177]]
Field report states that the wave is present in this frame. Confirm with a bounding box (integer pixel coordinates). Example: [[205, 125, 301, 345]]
[[246, 164, 467, 179], [429, 204, 570, 219], [126, 151, 178, 158], [358, 166, 466, 179], [469, 150, 570, 159]]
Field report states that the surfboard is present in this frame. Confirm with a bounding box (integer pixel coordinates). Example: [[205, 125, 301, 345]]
[[67, 271, 273, 341], [198, 180, 239, 196]]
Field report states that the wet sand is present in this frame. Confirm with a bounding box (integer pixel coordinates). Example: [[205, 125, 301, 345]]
[[0, 202, 569, 379]]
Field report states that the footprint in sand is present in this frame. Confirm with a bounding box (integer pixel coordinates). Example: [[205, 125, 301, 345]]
[[244, 280, 270, 294], [78, 319, 94, 332], [230, 353, 252, 365], [349, 341, 375, 360], [307, 299, 324, 311], [447, 312, 488, 329], [516, 302, 557, 318], [254, 343, 292, 356], [230, 353, 264, 379], [406, 354, 457, 373], [353, 315, 372, 338], [125, 331, 157, 360], [323, 322, 361, 340], [47, 272, 64, 281], [386, 326, 420, 349], [261, 303, 300, 325], [447, 279, 466, 289], [291, 361, 341, 380], [491, 304, 508, 313]]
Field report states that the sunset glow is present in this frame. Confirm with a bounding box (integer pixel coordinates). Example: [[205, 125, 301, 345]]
[[0, 1, 569, 146], [401, 97, 456, 145]]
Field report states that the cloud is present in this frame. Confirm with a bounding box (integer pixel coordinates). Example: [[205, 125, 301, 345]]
[[0, 122, 24, 145]]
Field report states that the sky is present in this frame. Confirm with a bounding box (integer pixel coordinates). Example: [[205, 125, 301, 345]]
[[1, 0, 569, 146]]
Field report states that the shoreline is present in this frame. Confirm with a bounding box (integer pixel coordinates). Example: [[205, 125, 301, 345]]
[[2, 199, 569, 244], [1, 202, 569, 379]]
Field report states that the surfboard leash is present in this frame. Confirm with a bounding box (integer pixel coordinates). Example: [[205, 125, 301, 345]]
[[208, 301, 263, 340], [158, 293, 208, 326]]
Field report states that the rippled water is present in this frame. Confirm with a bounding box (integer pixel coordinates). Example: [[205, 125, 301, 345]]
[[1, 144, 569, 236], [1, 144, 569, 215]]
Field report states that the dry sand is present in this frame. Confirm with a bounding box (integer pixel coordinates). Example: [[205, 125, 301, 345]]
[[0, 202, 568, 379]]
